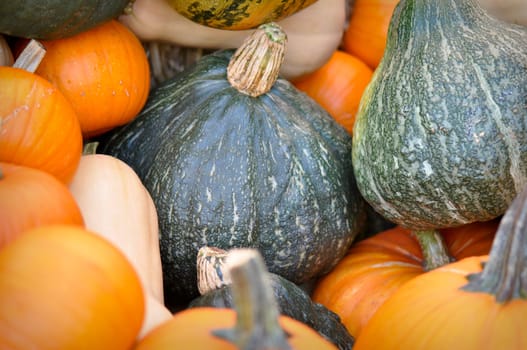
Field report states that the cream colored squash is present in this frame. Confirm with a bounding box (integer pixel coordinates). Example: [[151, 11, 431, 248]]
[[137, 294, 173, 340], [69, 153, 164, 302], [0, 35, 13, 66], [478, 0, 527, 26], [118, 0, 346, 79]]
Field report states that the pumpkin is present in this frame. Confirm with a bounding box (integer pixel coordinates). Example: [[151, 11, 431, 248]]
[[0, 0, 131, 39], [164, 0, 318, 30], [354, 187, 527, 349], [352, 0, 527, 262], [135, 249, 338, 350], [292, 50, 373, 135], [312, 219, 498, 337], [35, 20, 150, 138], [0, 162, 84, 250], [118, 0, 346, 79], [68, 151, 168, 339], [477, 0, 527, 26], [0, 46, 83, 184], [0, 34, 13, 66], [342, 0, 398, 69], [0, 224, 145, 349], [98, 23, 365, 306], [189, 247, 354, 350]]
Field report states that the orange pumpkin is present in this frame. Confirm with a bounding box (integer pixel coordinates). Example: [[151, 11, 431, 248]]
[[355, 188, 527, 349], [312, 219, 498, 338], [292, 50, 373, 134], [0, 225, 145, 349], [134, 307, 337, 350], [136, 248, 337, 349], [0, 162, 84, 250], [343, 0, 398, 69], [35, 19, 150, 138], [0, 66, 83, 183]]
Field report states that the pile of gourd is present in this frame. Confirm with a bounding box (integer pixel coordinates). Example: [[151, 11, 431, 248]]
[[1, 0, 526, 349]]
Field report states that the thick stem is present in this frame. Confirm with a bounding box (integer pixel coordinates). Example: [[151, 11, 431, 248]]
[[227, 22, 287, 97], [212, 248, 291, 350], [12, 39, 46, 73], [196, 246, 230, 295], [412, 229, 453, 271], [462, 188, 527, 302]]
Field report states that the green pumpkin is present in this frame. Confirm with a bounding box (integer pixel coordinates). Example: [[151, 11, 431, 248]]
[[99, 24, 365, 305], [352, 0, 527, 231], [0, 0, 130, 39]]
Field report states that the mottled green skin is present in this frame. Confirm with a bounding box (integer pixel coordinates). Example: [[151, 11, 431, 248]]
[[189, 273, 354, 350], [170, 0, 316, 30], [0, 0, 130, 39], [352, 0, 527, 231], [99, 50, 365, 305]]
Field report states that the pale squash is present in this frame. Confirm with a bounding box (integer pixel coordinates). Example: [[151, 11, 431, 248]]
[[69, 152, 166, 338], [69, 152, 163, 300], [118, 0, 346, 79], [478, 0, 527, 26], [0, 34, 13, 66]]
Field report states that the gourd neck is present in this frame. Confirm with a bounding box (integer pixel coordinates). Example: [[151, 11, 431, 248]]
[[386, 0, 489, 54], [211, 248, 292, 350], [227, 22, 287, 97], [462, 188, 527, 302]]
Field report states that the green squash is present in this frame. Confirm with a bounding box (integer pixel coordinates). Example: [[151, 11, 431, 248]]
[[0, 0, 131, 39], [352, 0, 527, 232], [98, 23, 366, 306]]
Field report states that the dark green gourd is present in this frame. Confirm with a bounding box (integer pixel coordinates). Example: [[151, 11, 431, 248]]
[[98, 23, 365, 305], [352, 0, 527, 232]]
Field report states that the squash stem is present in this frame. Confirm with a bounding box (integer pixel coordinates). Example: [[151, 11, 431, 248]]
[[462, 188, 527, 302], [412, 229, 453, 271], [13, 39, 46, 73], [212, 248, 292, 350], [227, 22, 287, 97]]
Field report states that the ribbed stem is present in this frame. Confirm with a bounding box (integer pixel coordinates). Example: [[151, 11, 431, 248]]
[[462, 188, 527, 302], [412, 229, 453, 271], [212, 248, 291, 350], [197, 246, 230, 295], [227, 22, 287, 97], [12, 39, 46, 73]]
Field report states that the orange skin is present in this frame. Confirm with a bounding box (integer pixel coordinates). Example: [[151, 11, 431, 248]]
[[134, 307, 337, 350], [312, 220, 498, 338], [293, 50, 373, 135], [342, 0, 399, 69], [36, 20, 150, 138], [0, 162, 84, 250], [0, 67, 83, 184], [0, 225, 145, 350], [354, 255, 527, 349]]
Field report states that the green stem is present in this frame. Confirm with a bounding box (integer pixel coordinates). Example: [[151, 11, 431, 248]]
[[212, 248, 291, 350], [462, 188, 527, 302], [412, 229, 453, 271]]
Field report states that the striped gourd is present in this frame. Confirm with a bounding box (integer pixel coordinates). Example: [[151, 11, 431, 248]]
[[99, 24, 365, 306], [164, 0, 318, 30], [352, 0, 527, 232]]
